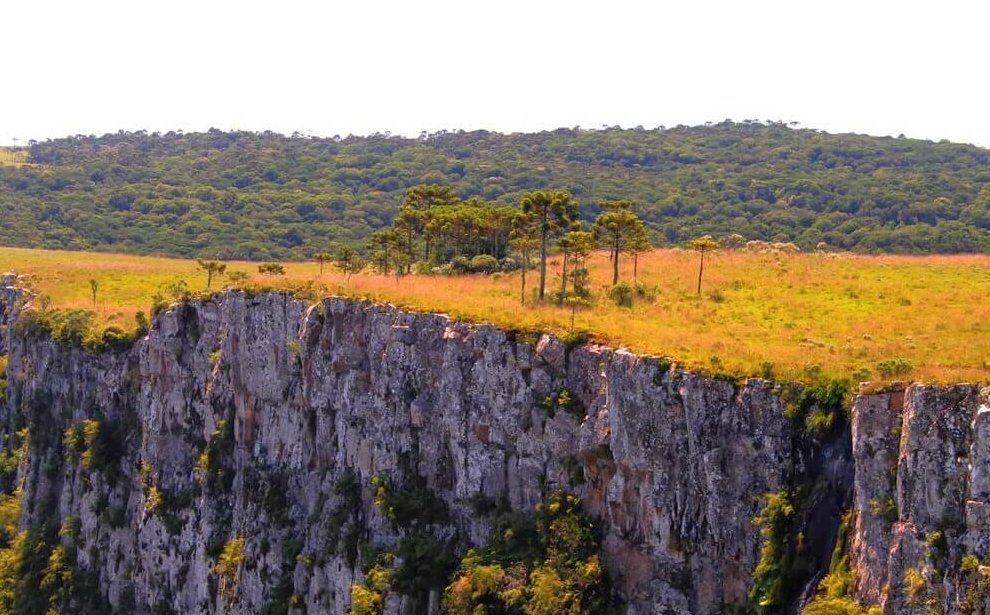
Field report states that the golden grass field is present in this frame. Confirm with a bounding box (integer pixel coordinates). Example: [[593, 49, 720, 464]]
[[0, 147, 31, 167], [3, 246, 990, 383]]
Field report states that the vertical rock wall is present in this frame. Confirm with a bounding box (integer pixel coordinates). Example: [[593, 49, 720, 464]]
[[6, 281, 988, 614]]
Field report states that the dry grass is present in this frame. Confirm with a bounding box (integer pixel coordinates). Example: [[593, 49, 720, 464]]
[[0, 147, 31, 167], [3, 246, 990, 383]]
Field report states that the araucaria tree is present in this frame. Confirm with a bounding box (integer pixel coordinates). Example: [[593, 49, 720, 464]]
[[592, 200, 649, 285], [333, 244, 358, 279], [520, 190, 577, 301], [89, 279, 99, 306], [313, 252, 333, 275], [197, 260, 227, 289], [509, 216, 541, 305], [556, 230, 594, 299], [689, 235, 719, 295]]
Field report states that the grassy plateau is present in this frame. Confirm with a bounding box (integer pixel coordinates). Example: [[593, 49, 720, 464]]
[[2, 246, 990, 384]]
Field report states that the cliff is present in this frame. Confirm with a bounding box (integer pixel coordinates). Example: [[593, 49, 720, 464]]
[[0, 279, 986, 614]]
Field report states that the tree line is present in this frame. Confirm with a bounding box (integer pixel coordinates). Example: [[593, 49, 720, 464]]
[[359, 185, 650, 304], [2, 122, 989, 258]]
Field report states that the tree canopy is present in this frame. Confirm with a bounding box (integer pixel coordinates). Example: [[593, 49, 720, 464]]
[[2, 122, 990, 258]]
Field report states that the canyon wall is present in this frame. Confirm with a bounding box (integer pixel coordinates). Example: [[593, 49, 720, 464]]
[[0, 279, 987, 614]]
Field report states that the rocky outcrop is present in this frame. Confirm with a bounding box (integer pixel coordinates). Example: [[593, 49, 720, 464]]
[[4, 276, 990, 614], [1, 285, 837, 614], [850, 385, 990, 614], [0, 272, 26, 354]]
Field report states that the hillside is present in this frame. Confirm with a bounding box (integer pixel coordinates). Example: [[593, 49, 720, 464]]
[[2, 122, 990, 259]]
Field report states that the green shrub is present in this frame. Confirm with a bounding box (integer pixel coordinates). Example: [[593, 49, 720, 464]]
[[867, 497, 897, 523], [749, 490, 813, 610], [468, 254, 499, 274], [541, 389, 586, 420], [609, 282, 634, 307], [785, 378, 850, 436], [875, 358, 913, 379], [961, 553, 980, 574], [258, 262, 286, 275], [442, 490, 612, 615]]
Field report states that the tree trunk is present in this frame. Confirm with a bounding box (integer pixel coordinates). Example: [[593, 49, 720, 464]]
[[520, 265, 526, 305], [612, 235, 620, 286], [633, 253, 639, 282], [696, 250, 705, 295], [539, 222, 548, 301], [560, 253, 568, 297]]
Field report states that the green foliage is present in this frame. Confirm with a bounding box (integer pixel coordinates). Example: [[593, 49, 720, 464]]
[[961, 554, 980, 574], [13, 307, 143, 353], [750, 490, 815, 611], [541, 389, 586, 420], [802, 510, 881, 614], [903, 567, 926, 606], [875, 357, 914, 378], [214, 536, 246, 607], [442, 490, 613, 615], [197, 260, 227, 288], [371, 472, 447, 529], [348, 553, 393, 615], [785, 378, 851, 436], [197, 419, 235, 492], [867, 497, 898, 523], [609, 282, 634, 307], [9, 124, 990, 259], [258, 262, 286, 275]]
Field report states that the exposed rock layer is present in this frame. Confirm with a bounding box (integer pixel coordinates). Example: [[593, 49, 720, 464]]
[[0, 280, 986, 614]]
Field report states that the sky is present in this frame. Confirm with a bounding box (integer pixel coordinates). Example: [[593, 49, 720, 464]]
[[3, 0, 989, 147]]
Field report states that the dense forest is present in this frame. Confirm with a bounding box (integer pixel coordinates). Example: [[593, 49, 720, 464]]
[[2, 121, 990, 259]]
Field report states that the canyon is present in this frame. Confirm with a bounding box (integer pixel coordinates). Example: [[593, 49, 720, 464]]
[[1, 275, 988, 614]]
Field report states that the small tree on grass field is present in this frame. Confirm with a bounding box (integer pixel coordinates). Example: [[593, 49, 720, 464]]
[[509, 233, 540, 305], [89, 279, 99, 307], [689, 235, 719, 295], [556, 231, 594, 299], [564, 294, 591, 331], [520, 190, 578, 301], [313, 252, 333, 275], [258, 262, 285, 276], [197, 260, 227, 289], [628, 231, 652, 283], [334, 244, 358, 279], [592, 200, 648, 286]]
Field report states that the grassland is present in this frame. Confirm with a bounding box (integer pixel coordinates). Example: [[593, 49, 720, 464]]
[[0, 147, 31, 167], [3, 246, 990, 384]]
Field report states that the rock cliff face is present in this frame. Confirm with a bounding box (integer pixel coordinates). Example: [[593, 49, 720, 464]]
[[0, 279, 987, 614], [850, 385, 990, 614]]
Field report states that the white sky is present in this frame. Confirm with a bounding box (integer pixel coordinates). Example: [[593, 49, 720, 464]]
[[3, 0, 989, 146]]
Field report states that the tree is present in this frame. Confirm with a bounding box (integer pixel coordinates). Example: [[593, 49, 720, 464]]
[[399, 184, 459, 262], [313, 252, 333, 275], [88, 279, 98, 307], [509, 218, 541, 305], [592, 201, 647, 285], [627, 227, 652, 283], [258, 262, 285, 275], [689, 235, 719, 295], [333, 244, 358, 279], [402, 184, 459, 211], [197, 260, 227, 289], [367, 228, 403, 275], [520, 190, 578, 301], [556, 231, 594, 299]]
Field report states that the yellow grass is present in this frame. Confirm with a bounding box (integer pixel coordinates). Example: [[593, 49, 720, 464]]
[[3, 246, 990, 384], [0, 147, 31, 167]]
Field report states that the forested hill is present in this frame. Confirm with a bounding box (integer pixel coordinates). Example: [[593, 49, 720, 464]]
[[3, 121, 990, 259]]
